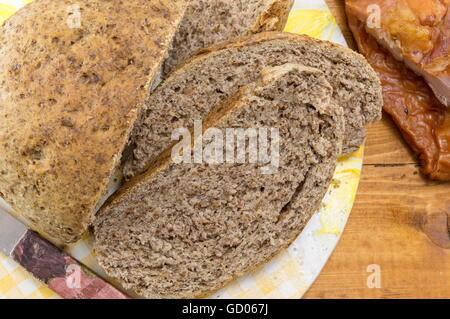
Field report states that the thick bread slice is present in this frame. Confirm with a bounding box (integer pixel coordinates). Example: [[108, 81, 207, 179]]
[[0, 0, 189, 243], [124, 32, 383, 178], [94, 64, 345, 299], [164, 0, 294, 75]]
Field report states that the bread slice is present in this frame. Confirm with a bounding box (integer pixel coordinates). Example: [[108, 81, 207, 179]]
[[163, 0, 294, 75], [0, 0, 189, 243], [94, 64, 345, 299], [124, 32, 383, 178]]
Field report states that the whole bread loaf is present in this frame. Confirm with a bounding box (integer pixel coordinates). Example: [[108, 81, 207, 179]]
[[164, 0, 294, 75], [0, 0, 189, 243], [124, 32, 383, 178], [94, 64, 345, 299]]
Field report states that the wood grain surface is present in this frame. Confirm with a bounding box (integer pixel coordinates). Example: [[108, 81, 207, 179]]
[[304, 0, 450, 299]]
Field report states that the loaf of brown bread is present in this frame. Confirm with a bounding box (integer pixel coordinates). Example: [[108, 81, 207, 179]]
[[124, 32, 383, 179], [94, 64, 345, 298], [164, 0, 294, 76], [0, 0, 189, 243]]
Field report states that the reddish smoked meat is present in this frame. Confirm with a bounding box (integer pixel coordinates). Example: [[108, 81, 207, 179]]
[[346, 0, 449, 107], [347, 10, 450, 181]]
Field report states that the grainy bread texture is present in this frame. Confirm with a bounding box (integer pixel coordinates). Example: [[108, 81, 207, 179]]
[[164, 0, 294, 75], [94, 64, 345, 299], [124, 32, 383, 178], [0, 0, 188, 243]]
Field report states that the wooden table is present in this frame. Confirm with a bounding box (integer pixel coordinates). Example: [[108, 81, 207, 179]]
[[304, 0, 450, 299]]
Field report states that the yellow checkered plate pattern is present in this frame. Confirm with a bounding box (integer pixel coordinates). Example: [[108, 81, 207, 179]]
[[0, 0, 361, 299]]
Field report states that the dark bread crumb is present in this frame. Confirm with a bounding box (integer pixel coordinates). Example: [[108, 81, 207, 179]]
[[94, 64, 345, 299], [124, 32, 383, 179], [164, 0, 294, 75]]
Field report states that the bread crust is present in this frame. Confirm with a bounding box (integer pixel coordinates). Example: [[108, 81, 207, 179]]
[[0, 0, 188, 243]]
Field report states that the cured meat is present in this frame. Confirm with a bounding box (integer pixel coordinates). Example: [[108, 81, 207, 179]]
[[347, 6, 450, 181], [346, 0, 449, 107]]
